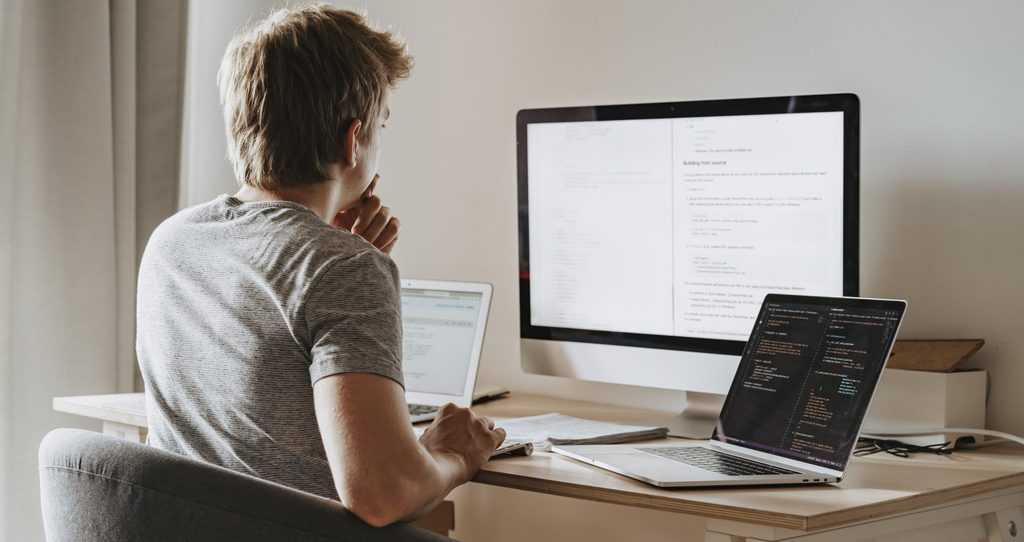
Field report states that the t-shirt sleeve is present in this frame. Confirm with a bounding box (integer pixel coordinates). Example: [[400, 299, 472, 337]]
[[304, 249, 404, 388]]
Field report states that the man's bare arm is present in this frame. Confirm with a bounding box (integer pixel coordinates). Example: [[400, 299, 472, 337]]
[[313, 373, 503, 527]]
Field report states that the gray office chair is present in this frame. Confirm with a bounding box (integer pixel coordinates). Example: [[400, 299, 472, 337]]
[[38, 428, 452, 541]]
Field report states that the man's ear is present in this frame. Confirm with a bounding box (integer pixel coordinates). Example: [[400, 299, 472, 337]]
[[343, 119, 363, 168]]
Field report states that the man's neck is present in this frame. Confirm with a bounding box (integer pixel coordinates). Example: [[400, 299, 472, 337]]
[[234, 180, 343, 223]]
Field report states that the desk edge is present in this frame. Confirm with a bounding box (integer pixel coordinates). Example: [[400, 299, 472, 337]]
[[475, 466, 1024, 531], [52, 396, 148, 427]]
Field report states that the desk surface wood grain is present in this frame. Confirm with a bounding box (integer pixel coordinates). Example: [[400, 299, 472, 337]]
[[54, 391, 1024, 531]]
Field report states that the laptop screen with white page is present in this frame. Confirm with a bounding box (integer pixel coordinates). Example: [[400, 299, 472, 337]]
[[713, 295, 905, 472], [400, 280, 492, 406]]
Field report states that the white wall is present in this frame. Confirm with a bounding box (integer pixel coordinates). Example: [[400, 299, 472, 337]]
[[182, 1, 1024, 539]]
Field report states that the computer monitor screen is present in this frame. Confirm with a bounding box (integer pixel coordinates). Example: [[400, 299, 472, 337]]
[[713, 295, 905, 471], [401, 288, 483, 395], [518, 94, 859, 358]]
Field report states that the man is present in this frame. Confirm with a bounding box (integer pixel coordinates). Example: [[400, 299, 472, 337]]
[[136, 5, 504, 528]]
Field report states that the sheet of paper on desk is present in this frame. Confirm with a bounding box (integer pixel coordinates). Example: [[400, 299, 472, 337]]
[[495, 413, 668, 451]]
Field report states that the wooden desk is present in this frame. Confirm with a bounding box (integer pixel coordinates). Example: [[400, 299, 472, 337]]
[[56, 392, 1024, 542]]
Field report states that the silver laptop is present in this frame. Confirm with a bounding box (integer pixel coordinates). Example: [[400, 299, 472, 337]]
[[552, 294, 907, 488], [400, 279, 493, 423]]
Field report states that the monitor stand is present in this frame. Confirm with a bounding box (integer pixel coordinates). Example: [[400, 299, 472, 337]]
[[666, 391, 725, 439]]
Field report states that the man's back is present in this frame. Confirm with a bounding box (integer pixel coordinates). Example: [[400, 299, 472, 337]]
[[137, 6, 505, 526], [137, 195, 403, 499]]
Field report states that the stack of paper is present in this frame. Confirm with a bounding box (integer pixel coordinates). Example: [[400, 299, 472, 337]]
[[495, 413, 668, 451]]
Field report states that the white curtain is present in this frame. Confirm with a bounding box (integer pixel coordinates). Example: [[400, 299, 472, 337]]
[[0, 1, 184, 539], [0, 0, 21, 533]]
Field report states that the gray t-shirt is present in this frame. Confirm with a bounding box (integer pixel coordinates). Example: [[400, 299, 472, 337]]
[[137, 194, 403, 500]]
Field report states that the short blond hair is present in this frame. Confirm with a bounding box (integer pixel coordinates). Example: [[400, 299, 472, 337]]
[[218, 5, 412, 189]]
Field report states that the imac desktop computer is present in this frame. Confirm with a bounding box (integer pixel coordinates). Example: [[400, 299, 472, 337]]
[[516, 93, 860, 437]]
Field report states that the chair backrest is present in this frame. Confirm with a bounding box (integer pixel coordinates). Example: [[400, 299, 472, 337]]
[[38, 428, 450, 542]]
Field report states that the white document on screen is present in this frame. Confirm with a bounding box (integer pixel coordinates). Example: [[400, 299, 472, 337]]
[[527, 112, 844, 342], [528, 119, 675, 336], [401, 290, 482, 396]]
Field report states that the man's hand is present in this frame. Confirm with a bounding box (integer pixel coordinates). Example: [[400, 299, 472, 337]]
[[418, 403, 506, 485], [333, 175, 400, 253]]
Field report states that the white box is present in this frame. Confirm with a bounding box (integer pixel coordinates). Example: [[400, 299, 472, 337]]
[[863, 368, 988, 446]]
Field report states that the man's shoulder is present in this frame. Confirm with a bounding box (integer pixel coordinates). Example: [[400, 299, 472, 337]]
[[310, 241, 398, 291], [279, 212, 390, 276], [146, 195, 235, 243], [145, 195, 389, 279], [236, 203, 398, 294]]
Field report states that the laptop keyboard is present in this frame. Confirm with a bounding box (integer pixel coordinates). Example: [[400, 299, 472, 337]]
[[408, 404, 439, 416], [642, 447, 799, 476]]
